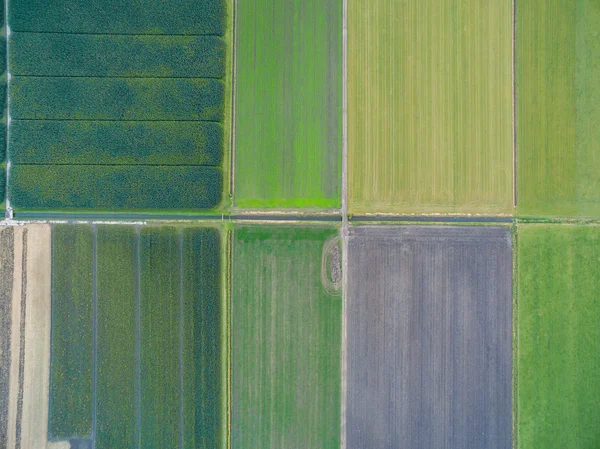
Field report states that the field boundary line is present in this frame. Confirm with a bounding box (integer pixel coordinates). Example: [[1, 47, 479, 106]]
[[135, 227, 141, 449], [91, 225, 97, 449], [512, 0, 517, 209], [5, 0, 13, 220], [229, 0, 238, 200], [178, 230, 184, 449], [512, 223, 519, 449], [14, 229, 27, 449]]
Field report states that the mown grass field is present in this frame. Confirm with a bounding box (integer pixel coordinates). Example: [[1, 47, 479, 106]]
[[234, 0, 341, 209], [47, 225, 226, 448], [517, 0, 600, 217], [49, 225, 94, 440], [348, 0, 513, 214], [517, 224, 600, 448], [232, 226, 341, 448]]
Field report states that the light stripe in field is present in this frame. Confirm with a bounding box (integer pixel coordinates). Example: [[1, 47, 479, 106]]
[[91, 226, 97, 448], [15, 228, 26, 449], [135, 227, 141, 449]]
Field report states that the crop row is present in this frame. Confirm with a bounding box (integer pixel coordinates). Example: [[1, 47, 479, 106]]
[[9, 165, 222, 211], [9, 121, 223, 166]]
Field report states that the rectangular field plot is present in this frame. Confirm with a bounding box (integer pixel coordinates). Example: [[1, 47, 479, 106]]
[[347, 226, 512, 449], [232, 226, 342, 448], [348, 0, 513, 214], [46, 225, 225, 448], [517, 225, 600, 448], [517, 1, 600, 217], [7, 0, 230, 213], [234, 0, 341, 209]]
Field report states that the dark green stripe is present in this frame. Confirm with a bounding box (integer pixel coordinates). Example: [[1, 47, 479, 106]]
[[9, 121, 223, 166], [9, 165, 222, 211], [10, 77, 224, 121], [49, 225, 93, 439], [95, 226, 137, 449], [10, 33, 225, 78]]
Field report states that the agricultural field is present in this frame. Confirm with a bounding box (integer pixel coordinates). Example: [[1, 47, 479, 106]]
[[234, 0, 341, 209], [7, 0, 230, 213], [347, 226, 513, 449], [516, 0, 600, 217], [43, 224, 226, 449], [517, 225, 600, 448], [232, 226, 342, 448], [348, 0, 513, 214]]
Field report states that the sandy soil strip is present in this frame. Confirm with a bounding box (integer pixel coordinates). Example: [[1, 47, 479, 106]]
[[20, 225, 52, 449]]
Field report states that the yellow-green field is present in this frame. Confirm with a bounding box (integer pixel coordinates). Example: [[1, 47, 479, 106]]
[[348, 0, 513, 215]]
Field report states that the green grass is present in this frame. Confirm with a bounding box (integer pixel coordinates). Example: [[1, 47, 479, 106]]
[[234, 0, 341, 209], [139, 227, 180, 449], [517, 224, 600, 448], [49, 225, 93, 439], [9, 121, 223, 166], [517, 0, 600, 217], [10, 33, 225, 78], [10, 77, 224, 121], [181, 228, 223, 449], [348, 0, 513, 214], [9, 0, 226, 35], [95, 226, 137, 449], [8, 165, 222, 211], [232, 226, 341, 448]]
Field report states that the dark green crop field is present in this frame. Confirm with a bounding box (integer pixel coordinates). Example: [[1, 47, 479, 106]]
[[49, 225, 94, 440], [9, 0, 226, 35], [9, 121, 223, 166], [47, 224, 225, 448], [232, 226, 341, 448], [517, 224, 600, 448], [9, 165, 222, 211], [10, 33, 226, 78], [517, 0, 600, 217], [10, 77, 224, 121]]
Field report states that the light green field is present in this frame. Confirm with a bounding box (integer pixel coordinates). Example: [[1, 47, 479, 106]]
[[232, 226, 341, 448], [348, 0, 513, 214], [517, 224, 600, 448], [234, 0, 341, 209], [517, 0, 600, 217]]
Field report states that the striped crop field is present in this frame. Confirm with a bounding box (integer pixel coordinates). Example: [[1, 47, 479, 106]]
[[517, 0, 600, 217], [348, 0, 513, 214], [44, 224, 226, 448], [347, 226, 513, 449], [232, 226, 342, 448], [517, 224, 600, 448], [234, 0, 342, 209], [7, 0, 230, 213]]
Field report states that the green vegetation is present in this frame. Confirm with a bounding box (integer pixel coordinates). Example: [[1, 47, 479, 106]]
[[348, 0, 513, 214], [0, 124, 6, 161], [49, 225, 93, 439], [234, 0, 341, 209], [139, 227, 180, 449], [9, 0, 226, 35], [10, 33, 225, 78], [517, 0, 600, 217], [10, 77, 224, 121], [95, 226, 137, 449], [232, 226, 341, 448], [182, 228, 223, 449], [517, 224, 600, 448], [9, 165, 222, 211], [10, 121, 223, 166], [0, 167, 5, 203]]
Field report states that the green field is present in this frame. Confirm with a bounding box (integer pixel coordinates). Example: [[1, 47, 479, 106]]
[[9, 121, 223, 166], [10, 77, 224, 121], [95, 226, 137, 449], [232, 226, 341, 448], [9, 0, 226, 35], [49, 225, 93, 439], [517, 0, 600, 217], [234, 0, 341, 209], [10, 33, 225, 78], [8, 165, 222, 211], [517, 224, 600, 448], [348, 0, 513, 214], [139, 227, 180, 449]]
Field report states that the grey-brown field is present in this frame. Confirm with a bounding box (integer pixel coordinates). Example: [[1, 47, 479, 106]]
[[346, 225, 512, 449]]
